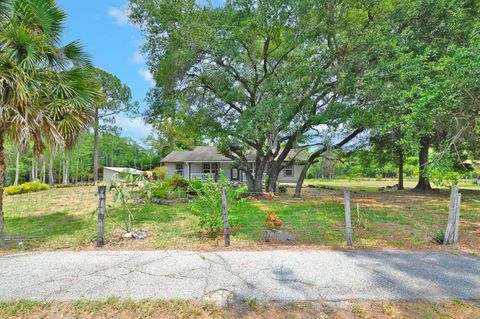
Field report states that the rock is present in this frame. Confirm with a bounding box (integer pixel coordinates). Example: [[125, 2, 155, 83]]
[[132, 230, 147, 239], [133, 198, 147, 205], [263, 229, 296, 243], [202, 289, 234, 307], [122, 230, 147, 239], [151, 197, 170, 205]]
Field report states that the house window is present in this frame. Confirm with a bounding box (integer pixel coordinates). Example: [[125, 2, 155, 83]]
[[175, 163, 184, 176], [231, 168, 240, 181], [248, 163, 256, 176], [284, 165, 294, 177], [203, 163, 219, 176]]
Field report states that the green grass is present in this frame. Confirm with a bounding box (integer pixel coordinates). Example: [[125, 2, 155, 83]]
[[304, 178, 480, 192], [1, 299, 479, 319], [2, 181, 479, 251]]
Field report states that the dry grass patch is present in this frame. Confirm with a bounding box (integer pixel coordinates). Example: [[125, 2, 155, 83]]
[[0, 299, 479, 319]]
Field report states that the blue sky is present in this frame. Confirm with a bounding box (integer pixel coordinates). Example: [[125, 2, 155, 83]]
[[57, 0, 224, 144], [57, 0, 154, 142]]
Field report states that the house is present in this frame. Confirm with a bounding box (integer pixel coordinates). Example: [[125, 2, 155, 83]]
[[160, 146, 306, 183], [103, 167, 146, 181]]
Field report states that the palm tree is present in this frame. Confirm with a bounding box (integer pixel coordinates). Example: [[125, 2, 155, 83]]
[[0, 0, 99, 235]]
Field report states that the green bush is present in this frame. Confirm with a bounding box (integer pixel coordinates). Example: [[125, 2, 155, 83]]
[[430, 229, 445, 244], [189, 172, 247, 237], [188, 179, 204, 195], [278, 185, 287, 194], [5, 181, 49, 195], [150, 182, 173, 199], [164, 174, 189, 190], [152, 166, 167, 180]]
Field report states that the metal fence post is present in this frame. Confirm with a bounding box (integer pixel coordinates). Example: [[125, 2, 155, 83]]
[[97, 186, 106, 247], [344, 187, 353, 246], [221, 187, 230, 247]]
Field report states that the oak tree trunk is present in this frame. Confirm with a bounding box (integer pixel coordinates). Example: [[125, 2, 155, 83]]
[[294, 159, 313, 198], [267, 167, 281, 193], [414, 136, 432, 191], [398, 149, 404, 190], [253, 159, 268, 194]]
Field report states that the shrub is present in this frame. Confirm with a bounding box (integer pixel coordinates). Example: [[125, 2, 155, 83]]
[[278, 185, 287, 194], [188, 179, 204, 195], [152, 166, 167, 180], [189, 172, 247, 237], [430, 230, 445, 244], [265, 213, 282, 229], [5, 181, 49, 195], [165, 174, 189, 190], [108, 174, 151, 233], [150, 182, 173, 199]]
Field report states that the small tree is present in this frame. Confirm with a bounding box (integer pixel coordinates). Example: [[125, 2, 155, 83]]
[[108, 174, 151, 233], [189, 171, 247, 237]]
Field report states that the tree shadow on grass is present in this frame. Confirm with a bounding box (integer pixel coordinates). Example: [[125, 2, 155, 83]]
[[2, 211, 93, 248]]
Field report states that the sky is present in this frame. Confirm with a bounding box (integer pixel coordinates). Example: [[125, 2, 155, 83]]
[[57, 0, 224, 144], [57, 0, 154, 143]]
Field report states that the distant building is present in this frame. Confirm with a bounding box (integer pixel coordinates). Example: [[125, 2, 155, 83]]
[[102, 167, 145, 181]]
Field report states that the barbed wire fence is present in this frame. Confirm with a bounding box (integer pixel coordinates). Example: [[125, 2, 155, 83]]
[[0, 182, 463, 250], [0, 188, 98, 249], [221, 185, 461, 248]]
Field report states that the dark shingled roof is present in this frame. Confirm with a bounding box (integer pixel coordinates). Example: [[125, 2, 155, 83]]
[[161, 146, 307, 163]]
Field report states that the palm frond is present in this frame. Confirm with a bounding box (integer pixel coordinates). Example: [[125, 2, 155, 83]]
[[0, 0, 99, 156]]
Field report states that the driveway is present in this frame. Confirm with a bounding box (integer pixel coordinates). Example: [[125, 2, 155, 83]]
[[0, 250, 479, 302]]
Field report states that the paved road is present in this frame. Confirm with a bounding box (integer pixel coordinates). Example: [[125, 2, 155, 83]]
[[0, 250, 479, 302]]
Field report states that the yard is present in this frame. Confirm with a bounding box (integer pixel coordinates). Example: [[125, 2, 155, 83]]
[[2, 180, 479, 253]]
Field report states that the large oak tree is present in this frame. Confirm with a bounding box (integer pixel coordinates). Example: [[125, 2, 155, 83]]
[[130, 0, 378, 192]]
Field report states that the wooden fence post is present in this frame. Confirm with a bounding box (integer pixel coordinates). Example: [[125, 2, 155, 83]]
[[97, 186, 106, 247], [444, 185, 459, 245], [344, 187, 353, 246], [453, 193, 462, 244], [221, 187, 230, 247]]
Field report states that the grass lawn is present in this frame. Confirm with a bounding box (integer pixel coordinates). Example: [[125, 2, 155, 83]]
[[1, 180, 479, 252], [304, 178, 480, 192], [0, 298, 479, 319]]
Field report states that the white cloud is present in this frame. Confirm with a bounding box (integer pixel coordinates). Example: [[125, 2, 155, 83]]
[[114, 114, 153, 143], [131, 51, 145, 64], [108, 5, 130, 25], [138, 68, 155, 87]]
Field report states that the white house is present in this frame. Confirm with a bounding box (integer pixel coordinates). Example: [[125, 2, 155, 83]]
[[102, 167, 146, 181], [160, 146, 306, 183]]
